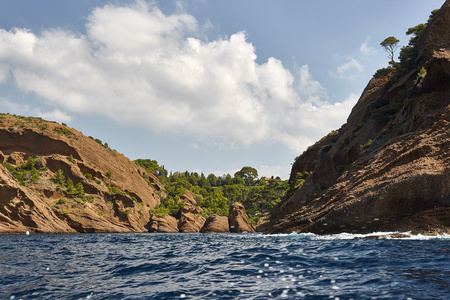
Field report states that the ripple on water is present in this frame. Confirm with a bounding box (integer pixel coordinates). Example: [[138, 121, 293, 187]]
[[0, 233, 449, 299]]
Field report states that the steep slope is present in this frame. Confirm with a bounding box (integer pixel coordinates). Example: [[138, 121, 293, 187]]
[[0, 114, 162, 234], [268, 0, 450, 235]]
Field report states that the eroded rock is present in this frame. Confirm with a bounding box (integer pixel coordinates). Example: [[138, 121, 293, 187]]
[[200, 214, 230, 233], [229, 202, 255, 233]]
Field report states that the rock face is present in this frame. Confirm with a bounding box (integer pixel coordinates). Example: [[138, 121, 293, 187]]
[[178, 191, 206, 232], [147, 214, 179, 233], [229, 202, 256, 233], [200, 214, 230, 233], [0, 114, 162, 234], [268, 1, 450, 235]]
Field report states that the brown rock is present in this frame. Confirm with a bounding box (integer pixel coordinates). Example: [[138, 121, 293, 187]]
[[178, 204, 205, 232], [229, 202, 255, 233], [178, 190, 197, 206], [200, 214, 230, 233], [0, 114, 162, 234], [147, 214, 179, 233], [267, 2, 450, 235]]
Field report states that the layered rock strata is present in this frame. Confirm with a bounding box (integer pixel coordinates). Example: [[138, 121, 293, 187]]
[[268, 0, 450, 235]]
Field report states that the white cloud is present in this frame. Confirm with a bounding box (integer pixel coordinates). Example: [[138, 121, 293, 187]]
[[331, 58, 363, 80], [297, 65, 327, 104], [0, 1, 357, 154], [0, 99, 72, 123], [37, 109, 73, 123], [360, 36, 375, 55]]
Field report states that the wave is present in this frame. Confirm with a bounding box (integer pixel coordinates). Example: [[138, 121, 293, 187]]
[[254, 231, 450, 240]]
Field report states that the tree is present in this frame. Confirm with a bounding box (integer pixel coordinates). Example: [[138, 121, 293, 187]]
[[234, 166, 258, 186], [207, 173, 218, 186], [380, 36, 400, 63]]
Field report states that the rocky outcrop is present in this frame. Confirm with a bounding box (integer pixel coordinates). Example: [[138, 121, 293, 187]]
[[178, 203, 206, 233], [268, 1, 450, 235], [0, 114, 162, 234], [229, 202, 256, 233], [147, 214, 179, 233], [200, 214, 230, 233]]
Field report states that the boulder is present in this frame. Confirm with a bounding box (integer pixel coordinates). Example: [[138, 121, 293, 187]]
[[200, 214, 230, 233], [178, 204, 205, 232], [229, 202, 256, 233], [147, 214, 179, 233]]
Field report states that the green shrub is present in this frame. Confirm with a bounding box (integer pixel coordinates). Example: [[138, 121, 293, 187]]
[[53, 127, 72, 136], [105, 171, 112, 179], [4, 157, 42, 186], [55, 198, 67, 205], [53, 169, 65, 185], [84, 173, 93, 180], [360, 140, 373, 151]]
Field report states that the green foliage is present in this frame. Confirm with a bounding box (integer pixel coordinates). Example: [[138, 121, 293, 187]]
[[373, 67, 394, 79], [144, 160, 290, 220], [53, 170, 85, 198], [4, 157, 43, 186], [107, 184, 125, 195], [360, 140, 373, 151], [54, 198, 67, 205], [68, 154, 75, 163], [53, 169, 65, 186], [321, 144, 333, 153], [380, 36, 400, 63], [53, 127, 72, 136], [105, 170, 112, 179], [389, 23, 428, 84], [416, 67, 427, 83], [152, 198, 184, 217], [84, 173, 93, 180], [234, 166, 258, 186], [88, 136, 116, 151], [134, 159, 168, 179], [370, 97, 403, 124]]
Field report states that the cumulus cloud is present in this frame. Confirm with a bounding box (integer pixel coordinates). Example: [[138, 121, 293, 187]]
[[0, 1, 357, 154], [0, 99, 73, 123], [331, 58, 364, 80], [360, 36, 375, 55]]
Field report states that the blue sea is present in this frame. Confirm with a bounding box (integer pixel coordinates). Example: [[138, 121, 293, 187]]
[[0, 232, 449, 299]]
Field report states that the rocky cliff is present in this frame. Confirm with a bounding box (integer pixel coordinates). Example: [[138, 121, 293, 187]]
[[0, 114, 162, 234], [268, 0, 450, 235]]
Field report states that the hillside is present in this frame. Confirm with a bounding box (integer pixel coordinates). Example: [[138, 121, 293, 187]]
[[0, 114, 163, 233], [268, 0, 450, 235], [0, 114, 258, 234]]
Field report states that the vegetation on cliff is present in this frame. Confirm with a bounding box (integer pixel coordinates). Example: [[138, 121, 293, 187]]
[[135, 159, 296, 225], [269, 3, 450, 235]]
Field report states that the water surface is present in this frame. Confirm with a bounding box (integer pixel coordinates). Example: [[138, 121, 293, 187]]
[[0, 232, 449, 299]]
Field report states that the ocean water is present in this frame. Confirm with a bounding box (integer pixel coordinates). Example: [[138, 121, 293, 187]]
[[0, 233, 449, 299]]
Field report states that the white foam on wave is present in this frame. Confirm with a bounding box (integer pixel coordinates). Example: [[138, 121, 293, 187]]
[[252, 232, 450, 240]]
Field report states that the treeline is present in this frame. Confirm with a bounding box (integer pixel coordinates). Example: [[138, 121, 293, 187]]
[[134, 159, 305, 224]]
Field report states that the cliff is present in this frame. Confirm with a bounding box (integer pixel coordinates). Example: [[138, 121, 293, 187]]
[[268, 0, 450, 235], [0, 114, 162, 234]]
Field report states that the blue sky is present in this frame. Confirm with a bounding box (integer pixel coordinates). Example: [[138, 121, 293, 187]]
[[0, 0, 445, 178]]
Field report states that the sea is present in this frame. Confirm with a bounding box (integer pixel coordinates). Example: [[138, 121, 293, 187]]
[[0, 232, 449, 299]]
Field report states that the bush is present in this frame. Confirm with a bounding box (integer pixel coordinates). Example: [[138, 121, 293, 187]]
[[53, 169, 65, 186], [4, 157, 42, 186], [360, 140, 373, 151], [55, 198, 67, 205]]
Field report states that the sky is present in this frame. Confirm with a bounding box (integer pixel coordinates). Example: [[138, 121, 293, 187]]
[[0, 0, 445, 179]]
